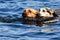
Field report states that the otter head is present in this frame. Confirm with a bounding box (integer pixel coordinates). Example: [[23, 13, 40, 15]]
[[22, 8, 38, 18], [39, 7, 57, 17]]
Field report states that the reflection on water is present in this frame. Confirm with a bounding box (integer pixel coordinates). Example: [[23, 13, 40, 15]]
[[22, 18, 57, 26], [0, 0, 60, 40], [0, 16, 59, 26]]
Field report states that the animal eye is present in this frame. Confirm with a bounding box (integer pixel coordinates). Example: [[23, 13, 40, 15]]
[[47, 11, 51, 14], [43, 10, 45, 12], [47, 11, 50, 13], [29, 10, 31, 13]]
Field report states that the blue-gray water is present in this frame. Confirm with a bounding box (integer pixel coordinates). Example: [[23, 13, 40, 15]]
[[0, 0, 60, 40]]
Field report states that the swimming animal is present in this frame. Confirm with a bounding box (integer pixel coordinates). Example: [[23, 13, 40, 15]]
[[22, 8, 38, 19], [22, 8, 59, 25], [39, 7, 58, 17]]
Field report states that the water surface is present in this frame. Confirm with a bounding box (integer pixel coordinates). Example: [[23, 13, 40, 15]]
[[0, 0, 60, 40]]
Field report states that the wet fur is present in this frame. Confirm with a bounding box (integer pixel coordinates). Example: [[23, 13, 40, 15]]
[[22, 8, 58, 24]]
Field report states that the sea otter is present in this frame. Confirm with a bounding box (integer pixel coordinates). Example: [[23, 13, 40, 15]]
[[22, 8, 59, 25], [22, 8, 39, 20], [36, 7, 59, 23], [39, 7, 58, 17]]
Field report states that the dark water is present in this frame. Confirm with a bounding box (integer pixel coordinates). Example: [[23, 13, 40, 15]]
[[0, 0, 60, 40]]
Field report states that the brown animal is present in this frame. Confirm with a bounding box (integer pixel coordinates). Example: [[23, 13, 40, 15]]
[[22, 8, 39, 18], [22, 8, 59, 26]]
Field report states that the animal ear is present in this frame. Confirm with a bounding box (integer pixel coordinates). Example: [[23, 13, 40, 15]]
[[22, 10, 26, 18], [53, 12, 58, 17]]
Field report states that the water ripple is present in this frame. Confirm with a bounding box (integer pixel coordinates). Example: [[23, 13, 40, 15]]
[[0, 0, 60, 40]]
